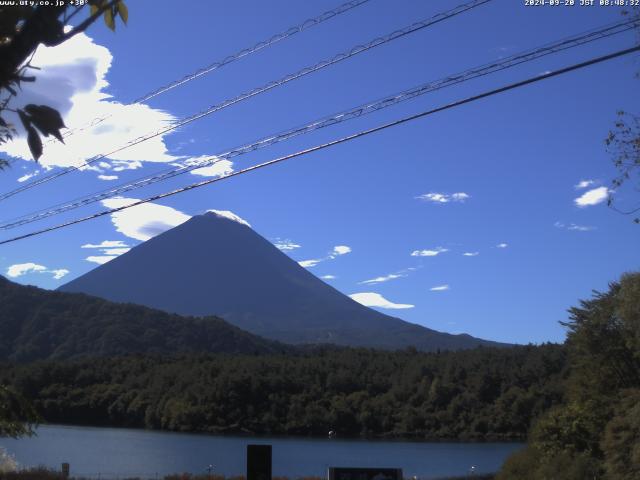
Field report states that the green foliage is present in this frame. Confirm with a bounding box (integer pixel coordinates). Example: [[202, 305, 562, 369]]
[[0, 343, 566, 440], [89, 0, 128, 31], [563, 273, 640, 395], [601, 389, 640, 479], [495, 447, 538, 480], [0, 467, 63, 480], [498, 272, 640, 479], [530, 400, 608, 460], [0, 385, 39, 438], [497, 444, 603, 480]]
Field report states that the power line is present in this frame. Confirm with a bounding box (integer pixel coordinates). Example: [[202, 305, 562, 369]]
[[1, 44, 637, 246], [0, 17, 636, 230], [56, 0, 373, 141], [0, 0, 492, 202]]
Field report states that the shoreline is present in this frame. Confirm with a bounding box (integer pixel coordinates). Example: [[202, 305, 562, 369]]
[[26, 422, 526, 444], [0, 468, 497, 480]]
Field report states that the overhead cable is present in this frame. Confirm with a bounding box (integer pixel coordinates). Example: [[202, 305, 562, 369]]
[[0, 0, 492, 202], [1, 43, 637, 246], [58, 0, 373, 140], [0, 16, 636, 230]]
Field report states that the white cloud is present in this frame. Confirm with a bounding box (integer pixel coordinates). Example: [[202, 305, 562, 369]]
[[360, 266, 419, 285], [86, 255, 117, 265], [274, 239, 301, 251], [97, 175, 118, 181], [50, 269, 70, 280], [97, 200, 251, 243], [411, 247, 448, 257], [430, 284, 450, 291], [299, 259, 322, 268], [101, 197, 191, 241], [206, 209, 251, 227], [575, 186, 609, 207], [17, 171, 39, 183], [463, 252, 479, 257], [111, 160, 143, 172], [331, 245, 351, 256], [82, 240, 129, 249], [298, 244, 351, 268], [496, 243, 508, 248], [575, 179, 596, 190], [568, 224, 596, 232], [6, 262, 69, 280], [82, 243, 129, 264], [321, 275, 336, 280], [7, 263, 47, 278], [0, 31, 177, 170], [451, 193, 470, 202], [360, 273, 405, 285], [554, 221, 596, 232], [416, 192, 470, 204], [188, 157, 234, 178], [349, 292, 414, 310], [102, 247, 130, 256]]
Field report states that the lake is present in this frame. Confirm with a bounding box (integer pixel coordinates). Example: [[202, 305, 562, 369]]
[[1, 425, 523, 479]]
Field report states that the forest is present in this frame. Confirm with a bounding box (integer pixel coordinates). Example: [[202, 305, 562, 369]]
[[1, 272, 638, 479], [497, 272, 640, 480], [0, 343, 565, 441]]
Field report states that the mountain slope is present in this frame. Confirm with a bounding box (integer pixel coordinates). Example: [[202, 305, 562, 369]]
[[0, 276, 288, 362], [60, 212, 506, 351]]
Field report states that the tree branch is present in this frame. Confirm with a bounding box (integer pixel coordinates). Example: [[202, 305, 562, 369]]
[[64, 5, 84, 24], [55, 0, 120, 45]]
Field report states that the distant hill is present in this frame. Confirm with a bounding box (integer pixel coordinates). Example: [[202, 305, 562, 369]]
[[0, 276, 288, 362], [60, 212, 507, 351]]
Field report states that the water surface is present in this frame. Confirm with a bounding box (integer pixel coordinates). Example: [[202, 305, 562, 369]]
[[2, 425, 523, 479]]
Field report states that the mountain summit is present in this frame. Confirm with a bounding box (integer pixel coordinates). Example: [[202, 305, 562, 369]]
[[60, 212, 505, 351]]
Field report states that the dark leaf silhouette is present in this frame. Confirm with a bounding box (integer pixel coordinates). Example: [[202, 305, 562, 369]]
[[17, 109, 31, 132], [117, 1, 128, 24], [24, 104, 66, 142], [26, 124, 43, 161], [18, 108, 49, 160], [104, 7, 115, 31]]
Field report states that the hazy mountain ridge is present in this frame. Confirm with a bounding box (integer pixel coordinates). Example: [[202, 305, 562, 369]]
[[60, 212, 507, 351], [0, 276, 289, 362]]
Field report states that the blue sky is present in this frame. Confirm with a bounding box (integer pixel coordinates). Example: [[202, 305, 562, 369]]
[[0, 0, 638, 344]]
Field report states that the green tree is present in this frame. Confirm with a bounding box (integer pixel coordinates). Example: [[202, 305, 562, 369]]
[[601, 389, 640, 479], [0, 385, 39, 438], [498, 272, 640, 479]]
